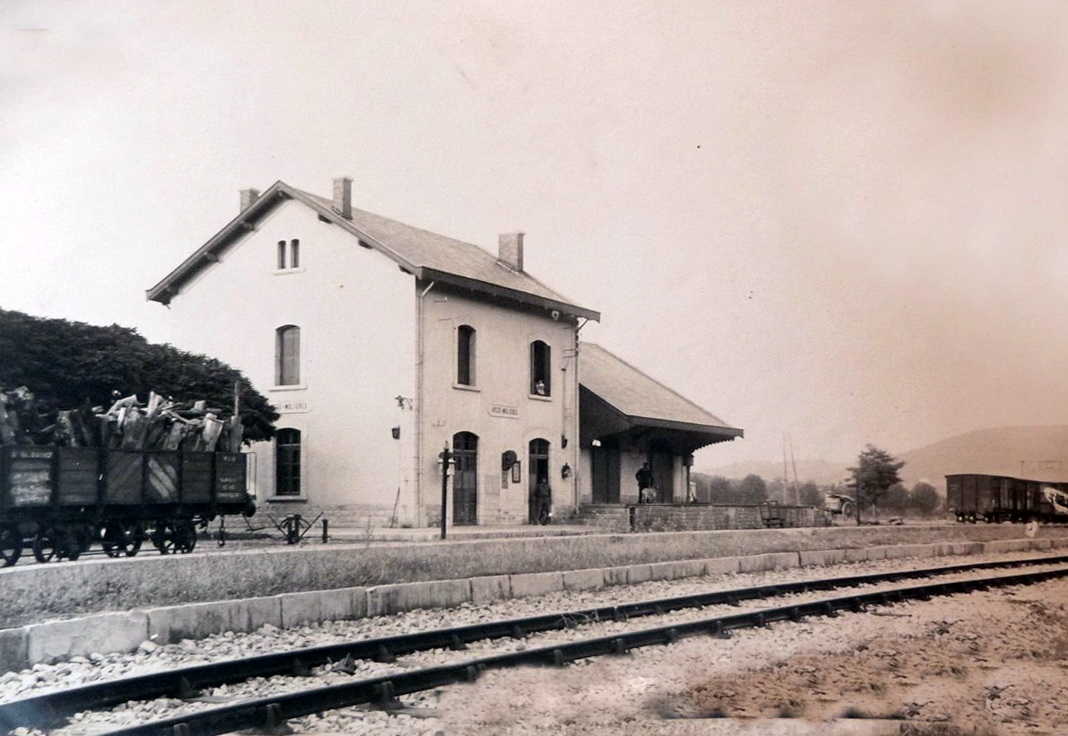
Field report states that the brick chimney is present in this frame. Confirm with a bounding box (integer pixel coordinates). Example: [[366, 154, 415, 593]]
[[332, 177, 352, 219], [239, 188, 260, 212], [498, 232, 524, 272]]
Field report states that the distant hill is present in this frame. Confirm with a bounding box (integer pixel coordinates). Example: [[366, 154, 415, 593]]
[[702, 425, 1068, 493], [897, 425, 1068, 489]]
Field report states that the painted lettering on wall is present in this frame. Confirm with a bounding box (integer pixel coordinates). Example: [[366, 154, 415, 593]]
[[277, 400, 310, 414], [489, 404, 519, 419]]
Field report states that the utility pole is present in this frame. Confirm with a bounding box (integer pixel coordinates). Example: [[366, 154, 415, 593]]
[[782, 434, 789, 504], [789, 436, 799, 505], [438, 444, 452, 540]]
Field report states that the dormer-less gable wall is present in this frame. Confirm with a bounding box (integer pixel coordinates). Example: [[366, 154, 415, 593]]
[[156, 199, 418, 520]]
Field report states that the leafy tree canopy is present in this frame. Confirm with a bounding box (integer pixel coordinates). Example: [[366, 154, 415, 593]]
[[0, 308, 278, 442], [910, 481, 942, 515], [736, 474, 769, 504], [847, 444, 905, 520], [798, 481, 824, 507]]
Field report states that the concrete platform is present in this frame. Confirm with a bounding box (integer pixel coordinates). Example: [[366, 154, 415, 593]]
[[2, 535, 1064, 671], [3, 523, 1068, 631]]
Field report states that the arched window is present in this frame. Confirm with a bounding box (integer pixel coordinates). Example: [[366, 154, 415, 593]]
[[530, 340, 551, 396], [277, 240, 286, 270], [457, 325, 476, 386], [276, 325, 301, 385], [275, 428, 301, 496]]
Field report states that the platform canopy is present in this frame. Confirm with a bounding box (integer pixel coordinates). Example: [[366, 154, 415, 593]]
[[578, 342, 743, 454]]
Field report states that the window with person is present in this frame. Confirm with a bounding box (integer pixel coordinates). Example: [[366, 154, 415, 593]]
[[457, 324, 476, 386], [530, 340, 551, 396], [276, 325, 301, 385]]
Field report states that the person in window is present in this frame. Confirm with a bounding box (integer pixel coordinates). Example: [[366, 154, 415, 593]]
[[534, 379, 547, 396], [636, 462, 655, 503], [534, 477, 552, 524]]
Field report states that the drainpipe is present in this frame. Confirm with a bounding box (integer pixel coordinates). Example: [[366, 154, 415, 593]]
[[415, 281, 436, 526], [570, 318, 590, 513]]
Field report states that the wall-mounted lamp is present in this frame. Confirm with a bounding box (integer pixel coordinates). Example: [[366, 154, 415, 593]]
[[391, 426, 401, 440], [561, 463, 572, 479], [561, 434, 568, 449]]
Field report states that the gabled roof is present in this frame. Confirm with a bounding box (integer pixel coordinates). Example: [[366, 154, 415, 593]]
[[579, 342, 743, 438], [146, 180, 600, 321]]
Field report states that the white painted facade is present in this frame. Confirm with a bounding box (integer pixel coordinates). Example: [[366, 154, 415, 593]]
[[151, 180, 739, 527], [155, 194, 579, 527], [155, 200, 419, 521], [417, 287, 579, 524]]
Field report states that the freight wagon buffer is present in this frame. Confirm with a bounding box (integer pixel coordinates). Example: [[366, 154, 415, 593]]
[[0, 446, 252, 566]]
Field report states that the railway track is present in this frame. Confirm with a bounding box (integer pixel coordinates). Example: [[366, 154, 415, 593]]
[[5, 554, 1068, 735]]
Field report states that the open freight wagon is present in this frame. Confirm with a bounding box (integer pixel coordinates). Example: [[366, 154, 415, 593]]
[[0, 445, 253, 566]]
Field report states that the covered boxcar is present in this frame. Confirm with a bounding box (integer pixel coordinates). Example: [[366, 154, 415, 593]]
[[0, 445, 253, 566], [945, 473, 1068, 523]]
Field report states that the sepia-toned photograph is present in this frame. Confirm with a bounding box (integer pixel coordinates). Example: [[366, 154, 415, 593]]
[[3, 2, 1068, 734]]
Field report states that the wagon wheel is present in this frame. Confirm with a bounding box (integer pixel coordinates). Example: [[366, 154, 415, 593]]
[[0, 525, 22, 567], [122, 522, 144, 557], [152, 521, 176, 555], [840, 500, 856, 519], [103, 521, 143, 558], [32, 528, 57, 563], [59, 528, 82, 561], [173, 521, 197, 554]]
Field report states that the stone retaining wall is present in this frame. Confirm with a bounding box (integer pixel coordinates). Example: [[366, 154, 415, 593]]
[[578, 503, 833, 532], [2, 535, 1064, 672], [3, 524, 1067, 629]]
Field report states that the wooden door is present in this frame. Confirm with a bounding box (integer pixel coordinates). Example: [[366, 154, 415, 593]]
[[452, 432, 478, 525], [591, 443, 620, 503], [528, 438, 550, 523], [651, 450, 674, 503]]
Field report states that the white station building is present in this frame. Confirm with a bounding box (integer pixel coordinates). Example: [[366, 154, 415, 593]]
[[147, 178, 742, 527]]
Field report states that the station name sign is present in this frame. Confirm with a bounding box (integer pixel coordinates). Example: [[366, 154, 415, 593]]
[[277, 400, 310, 414], [489, 404, 519, 419]]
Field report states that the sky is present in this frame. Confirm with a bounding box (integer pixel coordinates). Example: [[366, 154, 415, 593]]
[[3, 1, 1068, 470]]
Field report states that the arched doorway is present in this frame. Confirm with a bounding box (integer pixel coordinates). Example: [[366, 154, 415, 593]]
[[452, 432, 478, 525], [528, 438, 550, 524]]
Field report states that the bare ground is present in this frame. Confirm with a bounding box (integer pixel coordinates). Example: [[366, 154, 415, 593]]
[[433, 579, 1068, 735]]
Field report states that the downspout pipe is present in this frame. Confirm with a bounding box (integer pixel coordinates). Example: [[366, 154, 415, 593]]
[[415, 281, 436, 526]]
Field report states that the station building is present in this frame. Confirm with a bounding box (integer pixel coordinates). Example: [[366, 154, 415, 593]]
[[147, 178, 742, 527]]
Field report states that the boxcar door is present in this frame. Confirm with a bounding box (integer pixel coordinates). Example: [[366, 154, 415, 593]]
[[452, 432, 478, 526]]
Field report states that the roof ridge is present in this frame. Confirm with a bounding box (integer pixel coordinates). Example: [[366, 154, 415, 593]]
[[581, 341, 730, 426], [292, 185, 590, 311], [148, 179, 599, 320]]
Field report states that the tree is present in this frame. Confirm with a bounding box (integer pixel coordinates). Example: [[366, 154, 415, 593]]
[[883, 482, 910, 514], [909, 481, 942, 516], [736, 474, 768, 504], [798, 481, 824, 507], [707, 475, 732, 502], [847, 444, 905, 523], [764, 478, 785, 504], [0, 308, 278, 442]]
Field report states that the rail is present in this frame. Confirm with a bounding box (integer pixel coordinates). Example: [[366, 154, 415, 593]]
[[4, 553, 1068, 732]]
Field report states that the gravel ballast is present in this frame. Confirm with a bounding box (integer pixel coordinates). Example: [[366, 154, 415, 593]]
[[6, 550, 1068, 735]]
